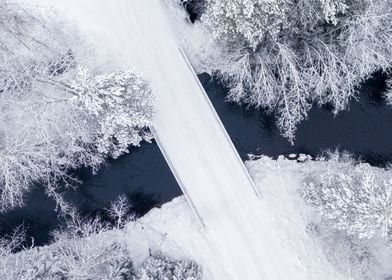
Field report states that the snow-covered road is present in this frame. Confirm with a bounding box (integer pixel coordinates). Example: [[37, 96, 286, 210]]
[[23, 0, 304, 278]]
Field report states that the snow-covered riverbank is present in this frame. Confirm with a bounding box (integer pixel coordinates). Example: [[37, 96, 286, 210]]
[[127, 156, 344, 279], [127, 156, 392, 279], [3, 156, 391, 279]]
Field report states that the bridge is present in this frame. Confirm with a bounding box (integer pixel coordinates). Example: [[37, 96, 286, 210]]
[[23, 0, 302, 278]]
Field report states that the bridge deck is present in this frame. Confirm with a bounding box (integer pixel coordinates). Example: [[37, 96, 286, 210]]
[[23, 0, 302, 278]]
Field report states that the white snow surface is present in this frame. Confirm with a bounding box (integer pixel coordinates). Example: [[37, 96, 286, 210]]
[[18, 0, 350, 279], [124, 157, 349, 279]]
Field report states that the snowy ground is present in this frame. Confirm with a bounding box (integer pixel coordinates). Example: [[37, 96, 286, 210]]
[[124, 156, 350, 279], [126, 156, 392, 279]]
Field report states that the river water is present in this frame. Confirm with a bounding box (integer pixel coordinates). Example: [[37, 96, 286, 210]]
[[1, 72, 391, 246], [203, 72, 392, 166]]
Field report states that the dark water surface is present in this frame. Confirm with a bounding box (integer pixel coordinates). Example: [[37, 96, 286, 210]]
[[201, 72, 392, 166], [0, 142, 181, 246], [1, 72, 391, 246]]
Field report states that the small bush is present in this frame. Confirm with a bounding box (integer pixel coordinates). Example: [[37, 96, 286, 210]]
[[138, 253, 202, 280]]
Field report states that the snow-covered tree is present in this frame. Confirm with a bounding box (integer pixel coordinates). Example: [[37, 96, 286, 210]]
[[202, 0, 289, 50], [302, 161, 392, 239], [0, 213, 203, 280], [138, 253, 202, 280], [200, 0, 392, 143], [0, 69, 97, 214], [309, 223, 379, 280], [0, 2, 154, 214], [106, 195, 135, 229], [320, 0, 348, 25], [0, 216, 134, 280], [51, 224, 134, 280], [0, 226, 26, 256], [65, 68, 153, 159]]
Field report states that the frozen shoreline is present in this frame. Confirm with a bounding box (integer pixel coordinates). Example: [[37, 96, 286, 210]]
[[7, 156, 392, 279]]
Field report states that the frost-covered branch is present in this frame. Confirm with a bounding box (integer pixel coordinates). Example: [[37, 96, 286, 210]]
[[0, 2, 154, 214], [0, 210, 202, 280], [106, 195, 135, 229], [199, 0, 392, 142]]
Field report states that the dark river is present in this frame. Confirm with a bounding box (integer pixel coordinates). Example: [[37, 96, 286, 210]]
[[0, 72, 391, 246], [202, 72, 392, 166], [0, 143, 181, 246]]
